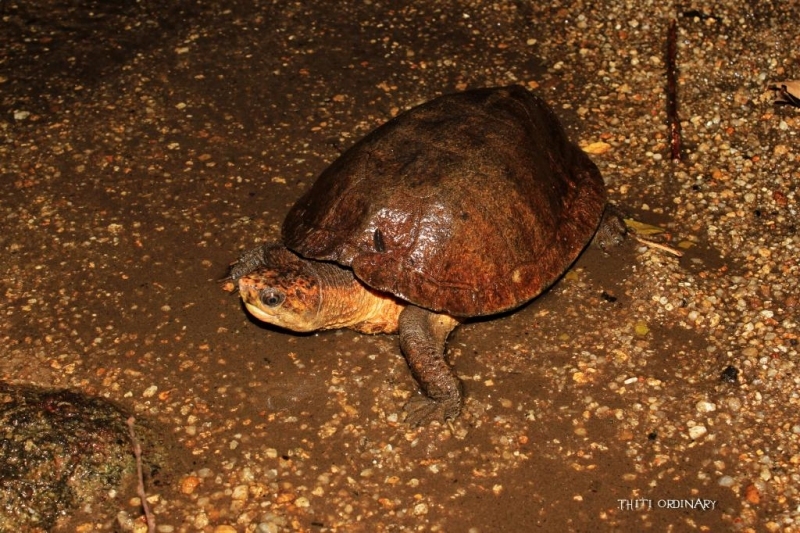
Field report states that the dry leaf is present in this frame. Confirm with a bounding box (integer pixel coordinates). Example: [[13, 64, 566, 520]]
[[623, 219, 665, 236], [582, 141, 611, 155], [769, 81, 800, 106]]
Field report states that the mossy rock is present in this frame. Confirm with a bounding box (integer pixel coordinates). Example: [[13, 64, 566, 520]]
[[0, 383, 165, 531]]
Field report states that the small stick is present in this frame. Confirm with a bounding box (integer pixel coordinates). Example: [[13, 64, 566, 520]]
[[666, 19, 682, 161], [631, 233, 684, 257], [127, 416, 156, 533]]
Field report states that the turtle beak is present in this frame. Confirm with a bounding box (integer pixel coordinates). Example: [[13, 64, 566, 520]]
[[237, 274, 319, 332], [242, 300, 274, 322]]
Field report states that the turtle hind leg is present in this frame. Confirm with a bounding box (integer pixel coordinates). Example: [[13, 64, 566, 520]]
[[593, 203, 628, 251], [398, 305, 461, 425]]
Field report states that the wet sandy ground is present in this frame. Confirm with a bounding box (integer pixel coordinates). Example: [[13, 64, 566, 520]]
[[1, 1, 799, 531]]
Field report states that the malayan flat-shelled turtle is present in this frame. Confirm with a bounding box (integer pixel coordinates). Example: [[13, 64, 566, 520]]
[[229, 86, 623, 424]]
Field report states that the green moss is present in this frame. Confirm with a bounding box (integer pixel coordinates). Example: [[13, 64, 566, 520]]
[[0, 384, 156, 530]]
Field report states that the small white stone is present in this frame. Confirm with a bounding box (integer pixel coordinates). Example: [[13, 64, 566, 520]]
[[726, 397, 742, 412], [294, 496, 310, 508], [696, 400, 717, 413], [231, 485, 248, 501], [688, 425, 707, 440], [413, 502, 429, 515]]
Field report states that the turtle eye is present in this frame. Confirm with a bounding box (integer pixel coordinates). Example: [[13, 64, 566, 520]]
[[259, 288, 285, 308]]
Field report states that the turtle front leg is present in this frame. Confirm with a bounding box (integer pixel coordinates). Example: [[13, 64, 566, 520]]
[[227, 243, 274, 281], [398, 305, 461, 425]]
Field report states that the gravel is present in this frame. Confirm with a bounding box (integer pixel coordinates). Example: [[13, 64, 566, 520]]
[[1, 0, 798, 531]]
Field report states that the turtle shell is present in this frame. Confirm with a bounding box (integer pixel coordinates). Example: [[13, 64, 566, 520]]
[[282, 86, 606, 317]]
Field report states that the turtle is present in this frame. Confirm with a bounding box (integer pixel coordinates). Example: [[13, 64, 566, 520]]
[[229, 85, 625, 425]]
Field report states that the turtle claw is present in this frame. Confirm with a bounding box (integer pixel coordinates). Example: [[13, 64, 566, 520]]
[[403, 394, 461, 426]]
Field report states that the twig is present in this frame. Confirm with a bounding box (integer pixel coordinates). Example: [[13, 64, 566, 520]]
[[666, 19, 681, 161], [127, 416, 156, 533], [630, 233, 684, 257]]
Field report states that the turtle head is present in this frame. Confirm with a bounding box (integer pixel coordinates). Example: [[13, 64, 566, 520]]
[[236, 245, 324, 332]]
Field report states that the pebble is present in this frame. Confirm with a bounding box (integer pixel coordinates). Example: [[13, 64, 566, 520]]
[[745, 484, 761, 505], [688, 425, 708, 440], [726, 397, 742, 412], [295, 496, 310, 508], [413, 503, 429, 516], [180, 475, 202, 495], [695, 400, 717, 413]]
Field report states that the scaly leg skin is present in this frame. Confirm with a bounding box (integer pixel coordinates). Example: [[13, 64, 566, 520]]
[[593, 203, 628, 251], [398, 305, 461, 425], [227, 244, 271, 281]]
